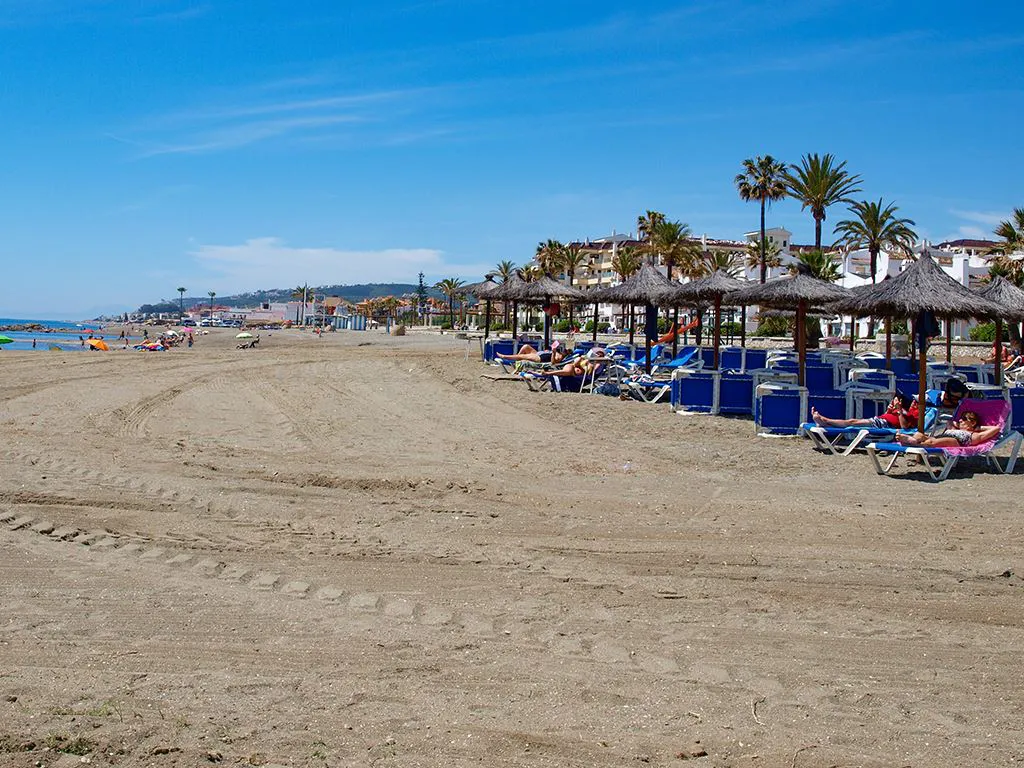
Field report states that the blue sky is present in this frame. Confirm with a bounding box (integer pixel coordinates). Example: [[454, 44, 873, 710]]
[[1, 0, 1022, 318]]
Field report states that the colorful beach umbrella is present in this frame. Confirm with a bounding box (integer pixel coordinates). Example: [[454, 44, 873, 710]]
[[236, 331, 253, 339], [86, 339, 110, 351], [0, 335, 14, 344]]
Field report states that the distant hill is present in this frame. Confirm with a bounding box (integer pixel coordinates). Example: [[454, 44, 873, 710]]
[[139, 283, 437, 313]]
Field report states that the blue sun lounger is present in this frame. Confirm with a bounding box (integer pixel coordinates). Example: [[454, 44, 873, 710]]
[[800, 407, 938, 456], [866, 399, 1021, 481]]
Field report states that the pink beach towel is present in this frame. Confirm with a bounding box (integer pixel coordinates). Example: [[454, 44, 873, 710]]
[[939, 398, 1010, 457]]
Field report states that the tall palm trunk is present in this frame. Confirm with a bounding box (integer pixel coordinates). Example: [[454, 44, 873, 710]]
[[867, 247, 879, 337], [814, 214, 823, 251], [759, 198, 767, 283]]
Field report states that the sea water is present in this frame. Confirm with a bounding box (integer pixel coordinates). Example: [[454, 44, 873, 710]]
[[0, 317, 107, 352]]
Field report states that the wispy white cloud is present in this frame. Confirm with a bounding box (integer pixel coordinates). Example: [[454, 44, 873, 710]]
[[937, 225, 988, 243], [136, 113, 366, 157], [118, 81, 454, 157], [190, 237, 494, 291], [949, 208, 1009, 227], [0, 0, 208, 26]]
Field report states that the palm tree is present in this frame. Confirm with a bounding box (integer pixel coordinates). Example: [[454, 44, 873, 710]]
[[648, 219, 701, 279], [560, 244, 587, 287], [833, 199, 916, 283], [176, 287, 187, 318], [518, 264, 542, 282], [494, 260, 517, 282], [611, 246, 642, 332], [207, 291, 216, 319], [987, 208, 1024, 284], [735, 155, 788, 283], [789, 250, 841, 349], [434, 278, 465, 327], [700, 250, 743, 278], [291, 284, 312, 324], [792, 249, 842, 282], [535, 239, 564, 276], [492, 260, 517, 326], [785, 153, 862, 251], [559, 243, 588, 327], [636, 210, 666, 242], [744, 237, 783, 275]]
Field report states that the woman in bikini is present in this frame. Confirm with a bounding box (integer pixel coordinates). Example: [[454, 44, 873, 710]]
[[497, 343, 566, 364], [896, 410, 1001, 447], [540, 349, 607, 377]]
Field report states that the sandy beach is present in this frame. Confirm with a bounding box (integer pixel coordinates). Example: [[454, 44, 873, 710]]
[[1, 328, 1022, 767]]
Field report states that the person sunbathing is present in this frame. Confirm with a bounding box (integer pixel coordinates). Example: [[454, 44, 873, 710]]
[[498, 343, 565, 364], [811, 393, 918, 430], [896, 410, 1001, 447], [537, 349, 606, 377]]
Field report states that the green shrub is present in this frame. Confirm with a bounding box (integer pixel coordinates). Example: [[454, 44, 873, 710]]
[[489, 322, 507, 332], [554, 319, 573, 333], [583, 320, 610, 333], [753, 316, 791, 337], [720, 321, 742, 337], [440, 322, 452, 330], [886, 320, 909, 335], [969, 322, 1008, 342]]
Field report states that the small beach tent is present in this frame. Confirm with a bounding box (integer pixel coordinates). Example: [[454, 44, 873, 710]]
[[662, 269, 744, 369], [829, 252, 1003, 432], [597, 262, 679, 374], [974, 276, 1024, 386], [729, 269, 851, 388]]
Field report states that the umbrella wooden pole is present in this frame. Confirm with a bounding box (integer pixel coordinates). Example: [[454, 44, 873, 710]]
[[797, 301, 806, 387], [542, 302, 551, 351], [511, 301, 519, 339], [849, 315, 856, 352], [628, 304, 635, 346], [591, 302, 599, 343], [484, 300, 491, 339], [885, 318, 892, 368], [713, 296, 722, 369], [671, 306, 679, 358], [645, 304, 653, 375], [995, 318, 1004, 386], [916, 316, 927, 433], [740, 305, 747, 349], [945, 317, 952, 363]]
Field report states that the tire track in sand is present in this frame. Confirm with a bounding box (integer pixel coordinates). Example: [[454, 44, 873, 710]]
[[0, 507, 679, 676]]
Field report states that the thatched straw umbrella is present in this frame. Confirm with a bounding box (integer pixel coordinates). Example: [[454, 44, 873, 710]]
[[974, 276, 1024, 385], [662, 270, 744, 369], [463, 276, 500, 339], [487, 273, 530, 339], [510, 275, 585, 351], [830, 252, 1003, 430], [598, 263, 679, 373], [580, 284, 614, 344], [730, 271, 851, 387]]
